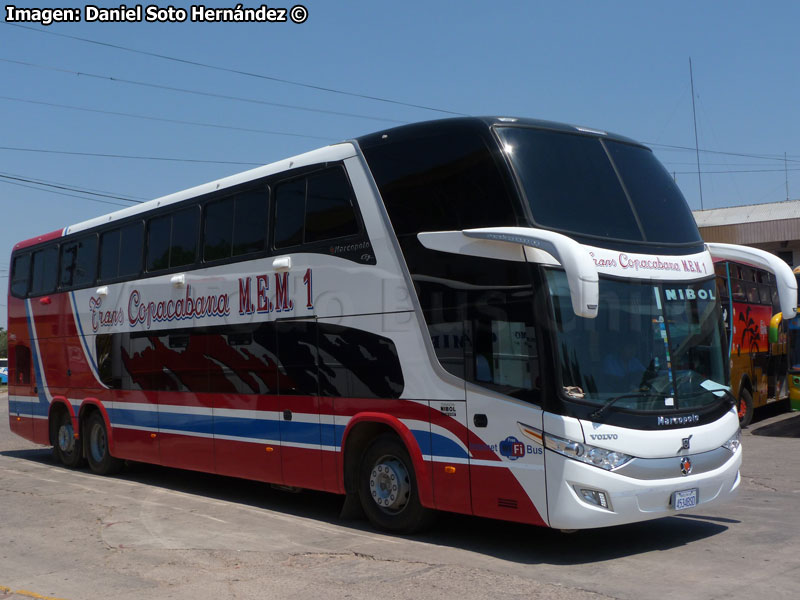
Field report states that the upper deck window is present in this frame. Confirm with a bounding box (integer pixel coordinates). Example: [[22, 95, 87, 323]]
[[147, 207, 199, 271], [99, 222, 144, 282], [274, 167, 359, 249], [30, 246, 59, 296], [204, 189, 269, 262], [495, 126, 702, 245], [10, 253, 31, 298], [60, 235, 97, 290]]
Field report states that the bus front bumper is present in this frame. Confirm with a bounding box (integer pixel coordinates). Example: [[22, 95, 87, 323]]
[[545, 447, 742, 530]]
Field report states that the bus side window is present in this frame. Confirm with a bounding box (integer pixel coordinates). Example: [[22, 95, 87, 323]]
[[30, 245, 59, 297], [305, 169, 359, 243], [99, 229, 121, 281], [60, 235, 98, 290], [10, 253, 31, 298], [147, 208, 198, 271], [745, 282, 759, 304], [14, 345, 31, 385], [274, 178, 306, 249], [731, 280, 746, 301]]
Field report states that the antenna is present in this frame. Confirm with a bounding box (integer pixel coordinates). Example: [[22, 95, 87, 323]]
[[690, 58, 703, 210]]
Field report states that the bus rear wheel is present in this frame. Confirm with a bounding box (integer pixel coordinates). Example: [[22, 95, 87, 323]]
[[357, 434, 435, 534], [84, 412, 123, 475], [738, 388, 754, 427], [51, 409, 83, 468]]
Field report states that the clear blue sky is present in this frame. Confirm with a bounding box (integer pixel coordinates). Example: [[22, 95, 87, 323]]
[[2, 0, 800, 327]]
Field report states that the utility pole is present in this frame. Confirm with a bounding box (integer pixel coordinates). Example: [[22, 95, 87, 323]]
[[689, 58, 703, 210], [786, 152, 790, 201]]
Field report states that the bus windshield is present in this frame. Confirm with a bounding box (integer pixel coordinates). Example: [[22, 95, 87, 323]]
[[546, 271, 728, 413]]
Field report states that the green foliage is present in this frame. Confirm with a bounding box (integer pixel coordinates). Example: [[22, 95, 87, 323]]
[[0, 327, 6, 358]]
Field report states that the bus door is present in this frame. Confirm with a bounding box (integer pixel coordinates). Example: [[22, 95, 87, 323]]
[[464, 301, 548, 526], [275, 319, 324, 489]]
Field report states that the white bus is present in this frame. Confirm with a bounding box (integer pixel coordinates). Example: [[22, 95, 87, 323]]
[[8, 117, 796, 532]]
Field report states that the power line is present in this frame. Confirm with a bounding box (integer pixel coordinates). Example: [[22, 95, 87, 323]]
[[649, 141, 800, 164], [0, 173, 142, 203], [3, 22, 465, 116], [0, 177, 135, 207], [0, 58, 410, 125], [0, 95, 339, 141], [0, 145, 262, 166], [0, 171, 146, 202]]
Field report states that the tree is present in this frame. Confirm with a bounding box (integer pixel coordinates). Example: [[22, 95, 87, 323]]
[[0, 327, 6, 358]]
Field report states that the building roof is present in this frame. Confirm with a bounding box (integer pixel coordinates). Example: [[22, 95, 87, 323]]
[[693, 199, 800, 227]]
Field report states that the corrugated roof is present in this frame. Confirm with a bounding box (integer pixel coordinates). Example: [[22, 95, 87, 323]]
[[693, 199, 800, 227]]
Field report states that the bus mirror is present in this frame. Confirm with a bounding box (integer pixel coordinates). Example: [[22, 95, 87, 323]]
[[418, 226, 599, 319], [706, 242, 798, 320]]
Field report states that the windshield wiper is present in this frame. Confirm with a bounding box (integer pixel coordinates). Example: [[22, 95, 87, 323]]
[[589, 391, 667, 420]]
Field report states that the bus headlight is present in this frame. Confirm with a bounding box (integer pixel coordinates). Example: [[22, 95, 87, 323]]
[[722, 430, 741, 454], [544, 432, 633, 470]]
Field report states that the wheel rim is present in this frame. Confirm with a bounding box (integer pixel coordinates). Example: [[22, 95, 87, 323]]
[[57, 420, 75, 454], [369, 455, 411, 514], [90, 423, 107, 463]]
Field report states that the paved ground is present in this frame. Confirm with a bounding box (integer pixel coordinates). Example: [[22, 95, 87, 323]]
[[1, 388, 798, 600]]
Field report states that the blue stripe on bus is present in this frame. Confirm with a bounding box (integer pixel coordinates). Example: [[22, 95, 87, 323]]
[[104, 406, 466, 457], [213, 416, 281, 440], [431, 434, 469, 459], [106, 407, 159, 430]]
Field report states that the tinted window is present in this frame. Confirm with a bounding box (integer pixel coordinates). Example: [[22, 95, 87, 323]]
[[171, 208, 198, 267], [233, 190, 268, 256], [363, 129, 519, 236], [30, 246, 59, 296], [119, 222, 144, 277], [204, 197, 234, 261], [305, 170, 359, 243], [147, 209, 197, 271], [605, 140, 701, 244], [60, 235, 97, 289], [10, 253, 31, 298], [274, 179, 305, 248], [147, 215, 171, 271], [496, 127, 641, 240], [99, 229, 121, 281]]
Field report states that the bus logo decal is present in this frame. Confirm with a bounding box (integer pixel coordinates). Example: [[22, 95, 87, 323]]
[[679, 457, 693, 476], [499, 436, 525, 460]]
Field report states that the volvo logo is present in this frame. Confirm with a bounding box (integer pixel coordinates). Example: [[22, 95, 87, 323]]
[[680, 456, 693, 476], [589, 434, 619, 441]]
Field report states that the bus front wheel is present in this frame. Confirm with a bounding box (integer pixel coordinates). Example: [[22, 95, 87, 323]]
[[357, 433, 435, 534], [84, 412, 123, 475], [738, 388, 754, 427]]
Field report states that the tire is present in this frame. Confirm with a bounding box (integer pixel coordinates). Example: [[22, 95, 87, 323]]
[[357, 433, 435, 534], [84, 412, 123, 475], [51, 409, 83, 468], [738, 388, 754, 427]]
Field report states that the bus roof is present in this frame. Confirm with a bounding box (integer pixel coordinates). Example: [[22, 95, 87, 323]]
[[63, 142, 357, 237], [355, 116, 644, 149]]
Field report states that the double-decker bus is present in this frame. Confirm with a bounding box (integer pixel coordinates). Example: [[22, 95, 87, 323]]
[[714, 260, 791, 425], [7, 117, 797, 532]]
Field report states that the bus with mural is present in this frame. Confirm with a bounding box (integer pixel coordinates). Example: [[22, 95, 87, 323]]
[[714, 260, 792, 426], [7, 117, 797, 532]]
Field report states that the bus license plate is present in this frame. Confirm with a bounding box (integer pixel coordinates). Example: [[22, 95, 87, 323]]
[[672, 488, 698, 510]]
